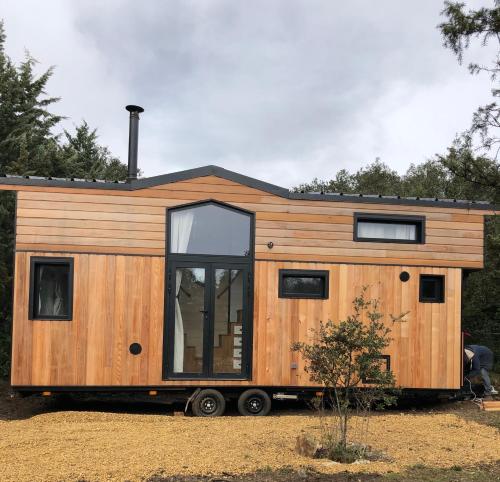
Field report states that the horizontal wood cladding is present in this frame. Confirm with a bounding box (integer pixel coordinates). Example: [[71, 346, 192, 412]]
[[15, 175, 487, 268], [11, 254, 461, 389], [16, 244, 165, 257]]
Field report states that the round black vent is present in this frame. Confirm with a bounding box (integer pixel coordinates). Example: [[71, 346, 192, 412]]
[[399, 271, 410, 282], [129, 343, 142, 355]]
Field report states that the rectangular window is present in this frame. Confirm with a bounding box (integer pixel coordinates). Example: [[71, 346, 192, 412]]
[[362, 355, 391, 384], [354, 213, 425, 244], [29, 257, 74, 320], [419, 275, 445, 303], [278, 269, 329, 299]]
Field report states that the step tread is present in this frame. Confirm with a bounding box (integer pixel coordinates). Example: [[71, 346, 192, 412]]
[[482, 400, 500, 411]]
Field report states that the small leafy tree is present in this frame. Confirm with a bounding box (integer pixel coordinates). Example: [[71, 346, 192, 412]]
[[292, 288, 399, 462]]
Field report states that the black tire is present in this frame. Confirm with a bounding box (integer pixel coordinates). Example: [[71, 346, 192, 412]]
[[191, 389, 226, 417], [237, 389, 271, 416]]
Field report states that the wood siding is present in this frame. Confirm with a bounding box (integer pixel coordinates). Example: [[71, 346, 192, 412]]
[[14, 175, 486, 268], [11, 253, 462, 389]]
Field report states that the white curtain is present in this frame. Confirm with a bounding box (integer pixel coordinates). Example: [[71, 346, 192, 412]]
[[172, 210, 194, 372], [38, 266, 65, 316], [53, 281, 64, 315], [38, 266, 45, 315], [358, 221, 416, 241], [171, 210, 194, 253], [173, 270, 184, 372]]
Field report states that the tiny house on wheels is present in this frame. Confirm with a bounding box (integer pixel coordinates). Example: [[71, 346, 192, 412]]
[[0, 106, 496, 416]]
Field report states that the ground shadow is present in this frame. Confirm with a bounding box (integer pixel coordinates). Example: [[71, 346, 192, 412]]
[[1, 381, 497, 430]]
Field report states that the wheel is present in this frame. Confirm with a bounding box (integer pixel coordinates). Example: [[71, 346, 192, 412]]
[[191, 389, 226, 417], [237, 389, 271, 416]]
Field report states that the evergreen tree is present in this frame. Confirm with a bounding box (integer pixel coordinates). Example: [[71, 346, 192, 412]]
[[353, 159, 403, 196], [439, 1, 500, 365], [61, 121, 128, 180], [295, 159, 403, 195], [438, 1, 500, 194], [0, 22, 65, 177], [0, 21, 127, 378]]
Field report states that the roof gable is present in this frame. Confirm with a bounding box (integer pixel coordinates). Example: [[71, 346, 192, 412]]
[[0, 164, 495, 211]]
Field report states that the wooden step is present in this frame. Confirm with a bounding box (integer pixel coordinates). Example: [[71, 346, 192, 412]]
[[482, 400, 500, 411]]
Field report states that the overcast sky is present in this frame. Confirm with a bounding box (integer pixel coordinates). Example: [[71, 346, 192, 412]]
[[2, 1, 495, 187]]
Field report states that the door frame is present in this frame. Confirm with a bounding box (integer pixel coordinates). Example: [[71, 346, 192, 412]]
[[162, 200, 255, 381], [163, 260, 252, 380]]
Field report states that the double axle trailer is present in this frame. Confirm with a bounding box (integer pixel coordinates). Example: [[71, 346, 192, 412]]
[[1, 108, 495, 416]]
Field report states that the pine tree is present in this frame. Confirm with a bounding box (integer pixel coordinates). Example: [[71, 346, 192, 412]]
[[439, 1, 500, 365], [61, 121, 128, 180], [0, 22, 65, 177], [0, 21, 128, 377], [438, 2, 500, 195]]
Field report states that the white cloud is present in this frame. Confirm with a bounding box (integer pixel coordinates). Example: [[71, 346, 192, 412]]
[[2, 0, 496, 188]]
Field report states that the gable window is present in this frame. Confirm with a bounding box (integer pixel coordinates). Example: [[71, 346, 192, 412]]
[[419, 275, 445, 303], [29, 257, 74, 320], [354, 213, 425, 244], [169, 201, 252, 257], [278, 270, 329, 299]]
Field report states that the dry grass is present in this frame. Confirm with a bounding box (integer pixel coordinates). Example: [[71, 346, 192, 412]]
[[0, 395, 499, 482]]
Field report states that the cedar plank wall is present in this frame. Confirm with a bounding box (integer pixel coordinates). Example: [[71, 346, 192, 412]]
[[8, 175, 485, 388], [13, 176, 485, 266]]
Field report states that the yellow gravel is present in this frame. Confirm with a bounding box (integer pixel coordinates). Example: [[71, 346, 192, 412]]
[[1, 410, 499, 482]]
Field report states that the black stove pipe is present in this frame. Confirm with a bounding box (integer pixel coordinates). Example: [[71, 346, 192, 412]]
[[125, 105, 144, 181]]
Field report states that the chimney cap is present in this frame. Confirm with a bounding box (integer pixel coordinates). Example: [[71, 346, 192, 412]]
[[126, 105, 144, 114]]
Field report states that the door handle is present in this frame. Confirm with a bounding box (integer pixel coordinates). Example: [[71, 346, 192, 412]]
[[199, 310, 208, 314]]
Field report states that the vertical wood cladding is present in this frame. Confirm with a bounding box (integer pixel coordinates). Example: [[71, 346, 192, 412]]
[[11, 254, 461, 389]]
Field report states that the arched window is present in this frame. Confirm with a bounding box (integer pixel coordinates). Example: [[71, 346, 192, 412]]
[[164, 200, 254, 380], [168, 201, 252, 257]]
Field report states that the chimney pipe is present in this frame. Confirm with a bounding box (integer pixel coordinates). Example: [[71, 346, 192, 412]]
[[125, 104, 144, 181]]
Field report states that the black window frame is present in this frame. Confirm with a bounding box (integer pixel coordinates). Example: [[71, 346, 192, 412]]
[[28, 257, 74, 321], [278, 269, 329, 300], [353, 213, 425, 244], [419, 274, 445, 303], [361, 355, 391, 384], [166, 199, 253, 257], [163, 199, 255, 382]]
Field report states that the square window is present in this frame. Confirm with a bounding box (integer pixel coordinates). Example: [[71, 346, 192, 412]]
[[419, 275, 445, 303], [361, 355, 391, 384], [354, 213, 425, 244], [278, 270, 329, 299], [29, 257, 74, 320]]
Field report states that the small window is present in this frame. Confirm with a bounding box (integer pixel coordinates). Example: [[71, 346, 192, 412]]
[[278, 270, 329, 299], [419, 275, 445, 303], [354, 213, 425, 244], [29, 257, 74, 320], [362, 355, 391, 384]]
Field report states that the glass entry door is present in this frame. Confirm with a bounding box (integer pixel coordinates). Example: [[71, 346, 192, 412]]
[[164, 261, 250, 379]]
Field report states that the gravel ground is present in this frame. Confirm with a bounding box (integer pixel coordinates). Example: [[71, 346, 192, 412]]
[[0, 389, 499, 482]]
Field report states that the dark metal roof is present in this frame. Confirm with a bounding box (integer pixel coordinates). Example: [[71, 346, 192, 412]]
[[0, 165, 496, 211]]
